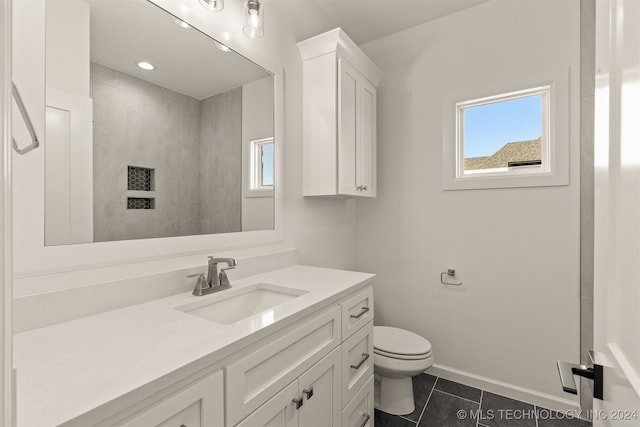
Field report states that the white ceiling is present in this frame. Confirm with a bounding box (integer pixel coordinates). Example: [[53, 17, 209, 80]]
[[88, 0, 271, 100], [270, 0, 489, 45], [85, 0, 487, 99]]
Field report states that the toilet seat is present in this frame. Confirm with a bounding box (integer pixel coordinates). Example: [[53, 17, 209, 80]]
[[374, 326, 432, 359], [374, 348, 433, 360]]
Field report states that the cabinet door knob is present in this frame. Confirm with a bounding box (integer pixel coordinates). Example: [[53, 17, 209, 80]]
[[293, 396, 304, 410], [363, 185, 368, 191], [303, 386, 314, 399]]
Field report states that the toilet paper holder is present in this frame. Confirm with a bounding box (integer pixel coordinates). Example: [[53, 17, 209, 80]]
[[441, 269, 463, 286]]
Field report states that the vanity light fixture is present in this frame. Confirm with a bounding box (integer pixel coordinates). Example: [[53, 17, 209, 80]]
[[136, 61, 155, 71], [243, 0, 264, 39], [199, 0, 224, 12]]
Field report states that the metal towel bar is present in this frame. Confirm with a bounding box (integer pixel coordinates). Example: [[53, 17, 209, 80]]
[[11, 80, 40, 155]]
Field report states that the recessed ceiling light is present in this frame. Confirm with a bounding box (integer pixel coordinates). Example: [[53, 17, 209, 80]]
[[173, 17, 190, 29], [136, 61, 155, 71]]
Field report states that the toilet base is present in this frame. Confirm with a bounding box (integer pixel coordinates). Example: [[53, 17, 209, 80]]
[[374, 374, 415, 415]]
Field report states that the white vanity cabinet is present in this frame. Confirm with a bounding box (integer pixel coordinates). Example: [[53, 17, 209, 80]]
[[80, 370, 224, 427], [118, 371, 224, 427], [225, 306, 342, 425], [235, 348, 342, 427], [18, 270, 376, 427], [227, 286, 375, 427], [298, 28, 383, 198]]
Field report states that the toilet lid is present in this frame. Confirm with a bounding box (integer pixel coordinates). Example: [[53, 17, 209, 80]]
[[373, 326, 432, 356]]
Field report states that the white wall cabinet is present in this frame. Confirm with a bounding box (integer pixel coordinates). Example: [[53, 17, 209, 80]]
[[298, 28, 383, 198]]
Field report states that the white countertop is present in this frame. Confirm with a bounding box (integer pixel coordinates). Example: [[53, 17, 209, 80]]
[[13, 265, 375, 427]]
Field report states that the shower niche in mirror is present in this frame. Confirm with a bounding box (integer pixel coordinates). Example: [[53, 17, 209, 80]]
[[44, 0, 275, 246]]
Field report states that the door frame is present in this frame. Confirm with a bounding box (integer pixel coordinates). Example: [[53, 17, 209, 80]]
[[1, 0, 14, 424]]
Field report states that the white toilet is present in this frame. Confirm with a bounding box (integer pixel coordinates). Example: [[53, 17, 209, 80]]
[[373, 326, 434, 415]]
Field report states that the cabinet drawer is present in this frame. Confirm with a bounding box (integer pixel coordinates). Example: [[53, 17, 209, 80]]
[[342, 376, 374, 427], [226, 306, 341, 426], [341, 321, 373, 407], [341, 287, 373, 340], [119, 371, 223, 427]]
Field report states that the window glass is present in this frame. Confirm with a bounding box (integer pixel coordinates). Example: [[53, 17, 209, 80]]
[[462, 93, 544, 174], [261, 142, 274, 186]]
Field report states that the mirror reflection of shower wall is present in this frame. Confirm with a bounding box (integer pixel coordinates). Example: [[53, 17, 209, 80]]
[[44, 0, 274, 246]]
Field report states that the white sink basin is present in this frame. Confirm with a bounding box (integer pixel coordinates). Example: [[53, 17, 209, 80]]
[[176, 283, 308, 325]]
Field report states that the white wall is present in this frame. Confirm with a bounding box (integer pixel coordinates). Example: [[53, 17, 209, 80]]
[[44, 0, 93, 246], [242, 76, 275, 232], [12, 0, 357, 297], [44, 0, 89, 97], [358, 0, 580, 408]]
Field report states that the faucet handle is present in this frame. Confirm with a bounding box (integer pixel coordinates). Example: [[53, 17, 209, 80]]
[[218, 268, 235, 287], [187, 273, 209, 296]]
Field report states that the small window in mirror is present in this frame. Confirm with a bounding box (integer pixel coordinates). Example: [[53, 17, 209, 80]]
[[250, 138, 274, 191]]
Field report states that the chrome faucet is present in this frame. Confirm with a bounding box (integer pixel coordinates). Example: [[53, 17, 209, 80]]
[[207, 257, 237, 288], [187, 257, 237, 296]]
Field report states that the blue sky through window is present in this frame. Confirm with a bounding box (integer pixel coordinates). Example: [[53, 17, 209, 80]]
[[463, 95, 542, 158], [261, 143, 274, 186]]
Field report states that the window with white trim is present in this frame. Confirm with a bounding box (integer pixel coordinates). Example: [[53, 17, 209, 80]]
[[459, 87, 548, 177], [442, 71, 569, 190], [250, 137, 274, 192]]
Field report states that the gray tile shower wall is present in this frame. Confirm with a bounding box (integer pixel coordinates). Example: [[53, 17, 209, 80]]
[[92, 62, 202, 241], [91, 63, 242, 241], [199, 88, 242, 234], [376, 374, 592, 427]]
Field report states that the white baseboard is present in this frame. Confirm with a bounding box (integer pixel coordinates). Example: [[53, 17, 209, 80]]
[[428, 363, 581, 413]]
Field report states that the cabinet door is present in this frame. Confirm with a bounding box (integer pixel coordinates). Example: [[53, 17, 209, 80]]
[[338, 57, 360, 196], [338, 57, 377, 198], [298, 348, 341, 427], [120, 371, 224, 427], [357, 79, 376, 197], [235, 381, 299, 427]]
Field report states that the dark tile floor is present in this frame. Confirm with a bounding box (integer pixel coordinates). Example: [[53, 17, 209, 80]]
[[374, 374, 592, 427]]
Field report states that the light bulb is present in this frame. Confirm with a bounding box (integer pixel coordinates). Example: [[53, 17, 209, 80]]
[[243, 0, 264, 39]]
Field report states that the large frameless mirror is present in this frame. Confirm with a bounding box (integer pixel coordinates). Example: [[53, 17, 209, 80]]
[[44, 0, 275, 245]]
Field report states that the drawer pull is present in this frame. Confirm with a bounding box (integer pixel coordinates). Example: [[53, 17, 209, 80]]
[[303, 386, 314, 399], [350, 307, 370, 319], [357, 413, 371, 427], [350, 353, 370, 370], [293, 396, 304, 410]]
